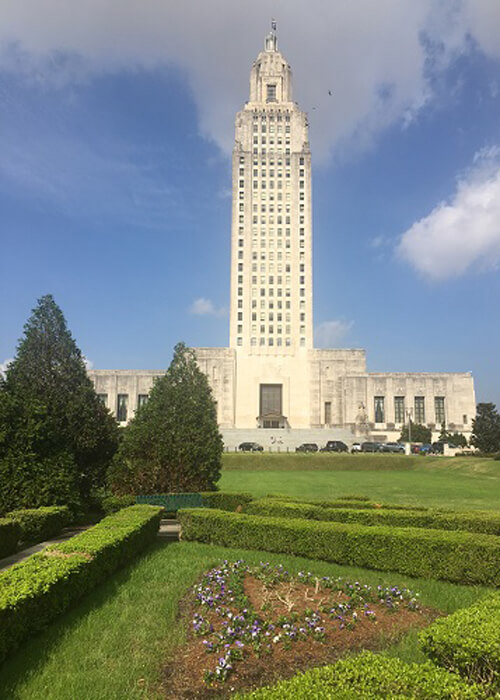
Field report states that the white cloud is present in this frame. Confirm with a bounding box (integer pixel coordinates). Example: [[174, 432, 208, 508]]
[[396, 146, 500, 280], [0, 1, 499, 164], [82, 355, 94, 370], [315, 320, 354, 348], [0, 358, 13, 378], [189, 297, 226, 317]]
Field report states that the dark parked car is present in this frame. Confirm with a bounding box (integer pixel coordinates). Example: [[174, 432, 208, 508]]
[[379, 442, 406, 454], [296, 443, 319, 453], [238, 442, 263, 452], [320, 440, 348, 453], [361, 442, 382, 453]]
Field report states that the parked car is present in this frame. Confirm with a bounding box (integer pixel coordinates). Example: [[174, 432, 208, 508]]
[[320, 440, 348, 453], [361, 442, 382, 453], [431, 441, 457, 454], [296, 443, 319, 453], [350, 442, 362, 453], [379, 442, 406, 454], [419, 443, 433, 455], [238, 442, 264, 452]]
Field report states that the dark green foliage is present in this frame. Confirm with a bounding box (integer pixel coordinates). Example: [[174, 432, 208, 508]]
[[200, 491, 253, 511], [471, 403, 500, 453], [399, 422, 432, 444], [6, 506, 71, 544], [0, 519, 21, 558], [0, 504, 162, 665], [0, 295, 119, 513], [178, 508, 500, 585], [238, 651, 483, 699], [109, 342, 223, 494], [136, 492, 204, 510], [244, 498, 500, 535], [420, 593, 500, 691], [100, 494, 135, 515]]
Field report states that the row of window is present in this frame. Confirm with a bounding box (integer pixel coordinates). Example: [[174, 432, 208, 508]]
[[372, 396, 450, 425], [251, 113, 291, 122], [98, 393, 148, 422], [236, 337, 306, 347]]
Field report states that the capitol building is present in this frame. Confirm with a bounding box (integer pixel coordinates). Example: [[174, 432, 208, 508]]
[[88, 30, 475, 449]]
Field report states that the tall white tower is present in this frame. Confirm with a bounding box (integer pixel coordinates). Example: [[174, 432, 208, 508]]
[[229, 29, 313, 353]]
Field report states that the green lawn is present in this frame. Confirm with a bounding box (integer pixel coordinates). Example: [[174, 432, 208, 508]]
[[0, 541, 493, 700], [219, 453, 500, 510]]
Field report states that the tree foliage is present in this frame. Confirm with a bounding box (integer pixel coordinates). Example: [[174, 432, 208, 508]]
[[109, 342, 223, 495], [0, 295, 119, 513], [437, 424, 468, 447], [398, 422, 432, 444], [471, 403, 500, 453]]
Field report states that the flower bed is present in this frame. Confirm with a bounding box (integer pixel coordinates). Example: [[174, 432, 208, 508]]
[[244, 498, 500, 535], [164, 560, 431, 697], [236, 650, 484, 699], [177, 508, 500, 585], [419, 592, 500, 692], [0, 505, 162, 665]]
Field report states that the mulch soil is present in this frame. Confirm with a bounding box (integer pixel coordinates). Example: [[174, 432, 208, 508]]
[[162, 573, 438, 698]]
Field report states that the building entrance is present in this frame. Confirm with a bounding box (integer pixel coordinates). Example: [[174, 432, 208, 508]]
[[258, 384, 286, 428]]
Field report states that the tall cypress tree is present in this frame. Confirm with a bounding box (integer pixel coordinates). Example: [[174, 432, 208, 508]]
[[109, 342, 223, 494], [471, 403, 500, 453], [0, 295, 118, 511]]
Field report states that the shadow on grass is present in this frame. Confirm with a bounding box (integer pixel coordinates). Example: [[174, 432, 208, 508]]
[[0, 539, 171, 696]]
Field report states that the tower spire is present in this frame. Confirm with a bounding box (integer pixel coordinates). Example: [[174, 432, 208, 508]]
[[265, 19, 278, 51]]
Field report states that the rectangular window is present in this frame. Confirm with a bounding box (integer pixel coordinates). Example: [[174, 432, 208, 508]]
[[435, 396, 445, 425], [394, 396, 405, 423], [97, 393, 108, 407], [260, 384, 282, 418], [324, 401, 332, 425], [266, 84, 277, 102], [415, 396, 425, 424], [117, 394, 128, 422], [137, 394, 149, 409], [374, 396, 385, 423]]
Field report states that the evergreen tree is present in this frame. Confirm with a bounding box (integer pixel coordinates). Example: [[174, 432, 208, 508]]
[[0, 295, 119, 512], [471, 403, 500, 453], [398, 422, 432, 444], [109, 342, 223, 494]]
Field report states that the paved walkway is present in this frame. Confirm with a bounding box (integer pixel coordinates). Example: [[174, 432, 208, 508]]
[[0, 519, 180, 572]]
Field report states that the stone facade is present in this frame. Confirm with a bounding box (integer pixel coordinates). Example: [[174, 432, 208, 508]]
[[88, 30, 476, 447]]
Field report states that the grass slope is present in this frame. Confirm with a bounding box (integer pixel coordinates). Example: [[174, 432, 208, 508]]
[[219, 454, 500, 510], [0, 541, 493, 699]]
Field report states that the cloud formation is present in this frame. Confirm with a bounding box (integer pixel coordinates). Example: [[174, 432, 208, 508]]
[[189, 297, 227, 317], [315, 320, 354, 348], [1, 1, 499, 163], [397, 146, 500, 280], [0, 358, 13, 378]]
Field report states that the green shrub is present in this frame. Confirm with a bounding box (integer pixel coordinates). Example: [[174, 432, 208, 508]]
[[419, 592, 500, 691], [243, 498, 500, 535], [178, 509, 500, 585], [238, 651, 483, 699], [100, 494, 135, 515], [200, 491, 253, 511], [0, 519, 20, 558], [0, 504, 162, 665], [6, 506, 71, 544], [266, 494, 428, 511]]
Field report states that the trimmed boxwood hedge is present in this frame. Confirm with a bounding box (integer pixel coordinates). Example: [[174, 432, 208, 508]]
[[178, 508, 500, 585], [0, 504, 162, 665], [0, 519, 21, 559], [237, 651, 483, 699], [6, 506, 71, 544], [266, 494, 429, 511], [100, 494, 135, 515], [419, 592, 500, 691], [244, 498, 500, 535], [200, 491, 253, 511]]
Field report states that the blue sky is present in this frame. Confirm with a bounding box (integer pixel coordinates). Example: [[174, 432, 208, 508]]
[[1, 1, 500, 407]]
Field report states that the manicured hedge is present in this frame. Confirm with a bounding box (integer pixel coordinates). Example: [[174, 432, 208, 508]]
[[100, 494, 135, 515], [0, 504, 162, 665], [178, 508, 500, 585], [0, 519, 21, 559], [419, 592, 500, 691], [238, 651, 483, 699], [244, 498, 500, 535], [266, 494, 429, 511], [200, 491, 253, 511], [6, 506, 71, 544]]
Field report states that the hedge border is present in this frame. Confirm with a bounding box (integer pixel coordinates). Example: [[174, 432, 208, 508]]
[[0, 504, 162, 665], [178, 508, 500, 585], [244, 498, 500, 536], [0, 519, 21, 559], [6, 506, 71, 545]]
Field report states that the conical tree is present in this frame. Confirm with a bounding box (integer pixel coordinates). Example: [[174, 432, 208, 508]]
[[109, 342, 223, 494], [0, 295, 119, 512], [471, 403, 500, 453]]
